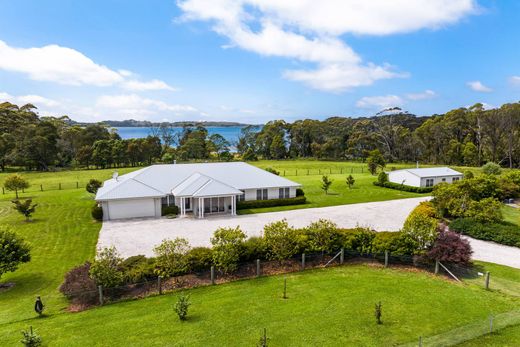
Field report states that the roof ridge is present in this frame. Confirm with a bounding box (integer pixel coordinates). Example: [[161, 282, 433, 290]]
[[191, 178, 214, 196], [131, 177, 167, 195], [170, 171, 204, 191]]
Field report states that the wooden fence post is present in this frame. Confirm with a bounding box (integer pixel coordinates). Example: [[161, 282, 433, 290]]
[[1, 187, 4, 194], [158, 276, 162, 295], [59, 183, 62, 190], [284, 170, 285, 176], [485, 271, 490, 290], [318, 169, 321, 174], [211, 266, 215, 285], [307, 169, 309, 175], [384, 251, 389, 268], [22, 188, 24, 193], [340, 248, 344, 264], [435, 260, 439, 274], [283, 278, 287, 299], [98, 285, 104, 305], [256, 259, 261, 277], [40, 184, 43, 191], [296, 169, 298, 176], [76, 182, 79, 189], [301, 253, 305, 270], [418, 336, 422, 347]]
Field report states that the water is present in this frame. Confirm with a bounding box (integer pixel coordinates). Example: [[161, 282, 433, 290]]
[[115, 126, 247, 144]]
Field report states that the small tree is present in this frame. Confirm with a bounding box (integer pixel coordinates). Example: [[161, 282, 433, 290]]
[[12, 199, 37, 221], [367, 149, 386, 175], [86, 179, 102, 194], [89, 247, 124, 288], [346, 175, 355, 189], [375, 302, 382, 324], [481, 162, 501, 175], [321, 175, 332, 194], [306, 219, 340, 254], [211, 227, 246, 273], [0, 228, 31, 282], [173, 293, 191, 321], [427, 231, 472, 265], [20, 326, 42, 347], [3, 174, 29, 199], [153, 238, 191, 277], [263, 220, 302, 262], [463, 170, 474, 179], [258, 328, 269, 347]]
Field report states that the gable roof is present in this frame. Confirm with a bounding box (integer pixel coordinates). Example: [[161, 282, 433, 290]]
[[389, 167, 463, 178], [95, 177, 165, 200], [96, 162, 300, 201]]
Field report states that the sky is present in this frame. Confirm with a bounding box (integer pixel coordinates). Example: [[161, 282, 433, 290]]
[[0, 0, 519, 123]]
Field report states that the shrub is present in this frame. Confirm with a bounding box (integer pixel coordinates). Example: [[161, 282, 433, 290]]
[[3, 173, 29, 199], [59, 262, 98, 304], [464, 170, 474, 179], [161, 205, 179, 216], [173, 293, 191, 321], [464, 197, 502, 223], [377, 171, 388, 184], [241, 236, 268, 262], [305, 219, 341, 253], [89, 247, 124, 288], [373, 181, 433, 193], [20, 326, 42, 347], [0, 228, 31, 281], [242, 147, 258, 161], [153, 238, 191, 277], [121, 255, 157, 283], [11, 199, 37, 221], [86, 179, 102, 194], [296, 188, 305, 197], [237, 196, 306, 210], [427, 231, 472, 265], [186, 247, 213, 272], [341, 227, 376, 254], [264, 220, 304, 262], [401, 202, 439, 253], [346, 174, 355, 189], [497, 176, 520, 200], [264, 167, 280, 175], [91, 204, 103, 221], [211, 227, 246, 273], [482, 162, 502, 175], [449, 218, 520, 248]]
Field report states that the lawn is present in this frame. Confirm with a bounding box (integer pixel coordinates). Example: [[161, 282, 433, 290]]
[[502, 205, 520, 226], [1, 264, 519, 346]]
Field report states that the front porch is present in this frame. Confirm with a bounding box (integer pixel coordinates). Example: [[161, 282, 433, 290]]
[[178, 195, 238, 218]]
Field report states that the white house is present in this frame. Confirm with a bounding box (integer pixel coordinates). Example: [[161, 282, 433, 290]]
[[387, 167, 463, 188], [95, 162, 301, 220]]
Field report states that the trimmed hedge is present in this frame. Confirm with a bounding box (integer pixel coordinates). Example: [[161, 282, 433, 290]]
[[373, 181, 433, 193], [296, 188, 305, 197], [91, 204, 103, 221], [237, 196, 307, 209], [161, 205, 179, 216], [449, 218, 520, 247]]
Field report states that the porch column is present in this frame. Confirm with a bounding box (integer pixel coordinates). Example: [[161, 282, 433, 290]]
[[167, 195, 170, 206], [181, 197, 185, 216], [232, 195, 236, 216], [202, 197, 205, 218]]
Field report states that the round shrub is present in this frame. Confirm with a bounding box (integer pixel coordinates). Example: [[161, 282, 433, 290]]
[[186, 247, 213, 272], [59, 262, 98, 305], [91, 204, 103, 221], [377, 171, 388, 184], [86, 179, 102, 194], [121, 255, 157, 283], [464, 170, 474, 179], [296, 188, 305, 197], [161, 205, 179, 216], [482, 162, 502, 175], [241, 236, 268, 261]]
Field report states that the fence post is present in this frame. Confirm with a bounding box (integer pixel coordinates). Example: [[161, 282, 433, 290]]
[[340, 248, 344, 264], [284, 170, 285, 176], [1, 187, 3, 194], [22, 188, 24, 193], [330, 168, 332, 174], [59, 183, 62, 190], [158, 276, 162, 295], [384, 251, 389, 268], [307, 169, 309, 175], [296, 169, 297, 176], [211, 266, 215, 285], [418, 336, 422, 347], [485, 271, 490, 290], [489, 315, 493, 333], [435, 260, 439, 275], [256, 259, 261, 277], [301, 253, 305, 270], [318, 169, 321, 174], [40, 184, 43, 191], [98, 285, 104, 305], [76, 181, 79, 189], [362, 167, 364, 173], [283, 278, 287, 299]]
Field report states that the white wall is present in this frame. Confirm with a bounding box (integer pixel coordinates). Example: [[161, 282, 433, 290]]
[[241, 186, 297, 201], [419, 175, 463, 187], [388, 171, 421, 187]]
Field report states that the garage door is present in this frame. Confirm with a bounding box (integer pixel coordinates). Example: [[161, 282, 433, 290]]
[[108, 199, 156, 220]]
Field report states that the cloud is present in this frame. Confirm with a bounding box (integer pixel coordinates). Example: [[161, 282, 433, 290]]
[[405, 89, 436, 100], [356, 95, 404, 109], [467, 80, 492, 92], [122, 79, 177, 91], [0, 91, 60, 107], [177, 0, 477, 92], [510, 76, 520, 85]]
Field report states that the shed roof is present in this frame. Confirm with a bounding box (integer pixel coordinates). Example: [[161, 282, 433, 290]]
[[389, 167, 463, 178]]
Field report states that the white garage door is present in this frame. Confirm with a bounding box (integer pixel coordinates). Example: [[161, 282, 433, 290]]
[[108, 199, 156, 220]]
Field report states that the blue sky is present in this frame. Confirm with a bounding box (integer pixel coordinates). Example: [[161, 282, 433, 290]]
[[0, 0, 519, 123]]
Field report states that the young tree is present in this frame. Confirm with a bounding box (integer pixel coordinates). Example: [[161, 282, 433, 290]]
[[89, 247, 124, 288], [375, 302, 382, 325], [211, 227, 246, 273], [321, 175, 332, 194], [86, 179, 102, 194], [346, 175, 355, 189], [367, 149, 386, 175], [263, 220, 302, 262], [173, 293, 191, 321], [12, 199, 37, 221], [3, 174, 29, 198], [0, 228, 31, 282], [153, 238, 191, 277], [20, 326, 42, 347]]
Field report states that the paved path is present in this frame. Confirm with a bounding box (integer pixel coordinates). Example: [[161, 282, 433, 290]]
[[98, 197, 430, 258], [464, 236, 520, 269]]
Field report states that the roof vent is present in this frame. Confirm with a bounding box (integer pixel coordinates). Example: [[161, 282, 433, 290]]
[[174, 160, 177, 165], [112, 171, 119, 181]]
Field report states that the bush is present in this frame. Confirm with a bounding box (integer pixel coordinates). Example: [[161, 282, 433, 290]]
[[464, 170, 474, 179], [86, 179, 102, 194], [20, 326, 42, 347], [0, 228, 31, 280], [241, 236, 268, 262], [186, 247, 213, 272], [341, 227, 376, 254], [89, 247, 124, 288], [121, 255, 157, 283], [377, 171, 388, 184], [91, 204, 103, 221], [465, 197, 502, 223], [153, 238, 190, 277], [373, 181, 433, 193], [482, 162, 502, 175], [173, 293, 191, 321], [305, 219, 342, 253], [211, 227, 246, 273], [449, 218, 520, 248], [401, 202, 439, 253], [264, 167, 280, 175], [59, 262, 98, 304], [161, 205, 179, 217], [237, 196, 306, 210], [296, 188, 305, 197], [264, 220, 304, 262], [427, 231, 472, 265]]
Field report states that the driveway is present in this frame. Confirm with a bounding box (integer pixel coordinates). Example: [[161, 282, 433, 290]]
[[464, 236, 520, 269], [98, 197, 430, 258]]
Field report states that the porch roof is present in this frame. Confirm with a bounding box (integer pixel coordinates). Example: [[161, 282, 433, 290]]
[[172, 173, 242, 198]]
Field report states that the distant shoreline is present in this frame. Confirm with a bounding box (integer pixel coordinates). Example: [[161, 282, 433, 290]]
[[70, 119, 259, 128]]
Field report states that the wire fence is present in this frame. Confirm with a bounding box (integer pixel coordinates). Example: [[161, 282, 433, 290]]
[[277, 167, 368, 176], [1, 181, 90, 196]]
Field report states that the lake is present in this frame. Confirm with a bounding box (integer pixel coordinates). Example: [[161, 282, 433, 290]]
[[115, 126, 247, 144]]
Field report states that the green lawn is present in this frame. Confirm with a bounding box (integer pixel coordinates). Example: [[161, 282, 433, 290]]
[[502, 205, 520, 226], [457, 324, 520, 346], [1, 264, 519, 346]]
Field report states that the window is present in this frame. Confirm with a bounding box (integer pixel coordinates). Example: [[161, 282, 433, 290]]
[[285, 187, 290, 198], [279, 187, 290, 198], [452, 177, 460, 182], [425, 179, 434, 187], [262, 189, 268, 200], [257, 189, 268, 200], [238, 190, 245, 202], [442, 178, 446, 182]]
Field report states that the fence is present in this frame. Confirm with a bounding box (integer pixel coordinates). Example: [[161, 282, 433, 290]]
[[277, 167, 367, 177], [1, 181, 90, 195]]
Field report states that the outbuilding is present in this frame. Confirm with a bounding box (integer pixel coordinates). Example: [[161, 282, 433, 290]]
[[387, 167, 463, 188]]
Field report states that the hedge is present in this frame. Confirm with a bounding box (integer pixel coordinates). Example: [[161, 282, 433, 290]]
[[373, 181, 434, 193], [449, 218, 520, 248], [91, 204, 103, 221], [161, 205, 179, 216], [237, 196, 307, 209]]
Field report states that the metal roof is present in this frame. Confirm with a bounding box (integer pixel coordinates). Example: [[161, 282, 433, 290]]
[[95, 177, 165, 200], [96, 162, 300, 201], [172, 172, 242, 197], [389, 167, 463, 178]]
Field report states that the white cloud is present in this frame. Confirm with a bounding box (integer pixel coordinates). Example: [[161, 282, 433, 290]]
[[510, 76, 520, 85], [122, 79, 177, 91], [467, 80, 492, 92], [178, 0, 476, 92], [0, 91, 60, 107], [405, 89, 436, 100], [356, 95, 404, 109]]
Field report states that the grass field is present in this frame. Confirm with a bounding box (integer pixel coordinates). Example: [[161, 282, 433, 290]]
[[503, 205, 520, 226]]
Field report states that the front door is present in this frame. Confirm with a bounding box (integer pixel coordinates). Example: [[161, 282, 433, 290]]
[[185, 197, 192, 211]]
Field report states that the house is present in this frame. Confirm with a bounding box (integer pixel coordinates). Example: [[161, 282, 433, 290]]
[[387, 167, 463, 188], [95, 162, 301, 220]]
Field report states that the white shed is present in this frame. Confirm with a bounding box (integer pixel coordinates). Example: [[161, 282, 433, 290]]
[[387, 167, 463, 188]]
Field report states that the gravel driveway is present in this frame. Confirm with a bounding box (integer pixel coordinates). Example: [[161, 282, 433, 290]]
[[463, 236, 520, 269], [98, 197, 430, 258]]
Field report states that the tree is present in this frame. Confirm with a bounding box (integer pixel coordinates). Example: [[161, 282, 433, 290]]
[[427, 231, 472, 265], [367, 149, 386, 175], [173, 293, 191, 321], [481, 162, 502, 175], [20, 326, 42, 347], [89, 247, 124, 288], [321, 175, 332, 194], [263, 220, 302, 262], [211, 227, 246, 273], [86, 179, 102, 194], [209, 133, 230, 159], [0, 228, 31, 282], [346, 175, 355, 189], [12, 199, 37, 221], [153, 238, 191, 277], [3, 174, 29, 198]]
